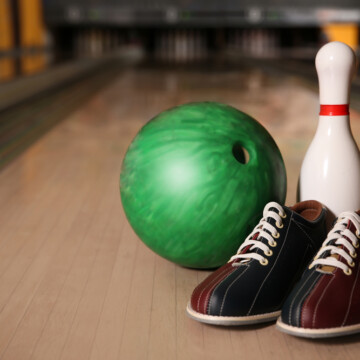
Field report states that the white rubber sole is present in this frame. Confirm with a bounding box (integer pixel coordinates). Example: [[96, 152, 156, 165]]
[[276, 318, 360, 338], [186, 302, 281, 326]]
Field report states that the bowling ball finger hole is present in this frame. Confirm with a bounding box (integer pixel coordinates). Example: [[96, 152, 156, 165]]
[[232, 143, 250, 164]]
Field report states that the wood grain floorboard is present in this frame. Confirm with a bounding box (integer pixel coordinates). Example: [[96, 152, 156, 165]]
[[0, 65, 360, 360]]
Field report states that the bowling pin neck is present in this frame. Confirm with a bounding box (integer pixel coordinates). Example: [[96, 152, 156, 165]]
[[316, 41, 356, 105], [315, 114, 352, 139]]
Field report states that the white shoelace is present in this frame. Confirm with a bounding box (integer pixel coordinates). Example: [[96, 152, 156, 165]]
[[310, 212, 360, 275], [230, 202, 285, 267]]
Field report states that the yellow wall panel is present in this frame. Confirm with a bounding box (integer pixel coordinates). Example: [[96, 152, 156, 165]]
[[19, 0, 46, 75], [322, 24, 359, 50], [0, 0, 15, 81]]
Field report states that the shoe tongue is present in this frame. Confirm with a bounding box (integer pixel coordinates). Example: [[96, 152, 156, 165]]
[[266, 205, 280, 215], [347, 219, 356, 234], [252, 207, 279, 242], [240, 206, 280, 256], [320, 216, 356, 273], [328, 215, 356, 241], [265, 206, 279, 226], [336, 213, 359, 239], [240, 232, 259, 255]]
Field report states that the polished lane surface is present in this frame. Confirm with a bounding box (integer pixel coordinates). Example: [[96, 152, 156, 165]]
[[0, 64, 360, 360]]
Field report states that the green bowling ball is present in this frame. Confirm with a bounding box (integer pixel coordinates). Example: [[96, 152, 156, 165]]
[[120, 102, 286, 268]]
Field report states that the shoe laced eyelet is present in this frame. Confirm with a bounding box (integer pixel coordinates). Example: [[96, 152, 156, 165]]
[[269, 240, 277, 247], [356, 230, 360, 239], [280, 212, 287, 219], [265, 249, 273, 256], [355, 242, 360, 249], [344, 268, 352, 276], [349, 261, 355, 268], [276, 221, 284, 229], [260, 258, 268, 266], [273, 232, 280, 239], [351, 251, 358, 258]]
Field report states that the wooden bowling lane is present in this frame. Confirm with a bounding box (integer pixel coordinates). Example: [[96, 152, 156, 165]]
[[1, 64, 360, 360], [0, 56, 128, 169]]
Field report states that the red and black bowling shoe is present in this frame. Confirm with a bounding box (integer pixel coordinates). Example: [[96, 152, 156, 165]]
[[277, 211, 360, 338], [186, 200, 327, 325]]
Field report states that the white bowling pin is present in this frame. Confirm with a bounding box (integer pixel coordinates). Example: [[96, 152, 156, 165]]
[[90, 29, 96, 56], [179, 30, 186, 63], [187, 30, 194, 62], [168, 31, 174, 63], [299, 41, 360, 216]]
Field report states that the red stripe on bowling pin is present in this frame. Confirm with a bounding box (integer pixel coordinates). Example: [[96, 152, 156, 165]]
[[319, 104, 349, 116]]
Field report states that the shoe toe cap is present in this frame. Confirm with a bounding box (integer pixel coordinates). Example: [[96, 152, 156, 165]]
[[280, 270, 321, 328], [190, 262, 236, 315]]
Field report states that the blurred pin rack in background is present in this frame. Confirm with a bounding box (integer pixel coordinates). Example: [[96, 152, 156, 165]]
[[2, 0, 360, 168], [2, 0, 360, 84]]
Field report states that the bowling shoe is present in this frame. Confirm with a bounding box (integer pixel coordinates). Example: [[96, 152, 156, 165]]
[[186, 200, 327, 325], [277, 211, 360, 338]]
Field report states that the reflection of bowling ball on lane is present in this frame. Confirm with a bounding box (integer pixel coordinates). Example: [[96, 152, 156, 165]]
[[120, 102, 287, 268]]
